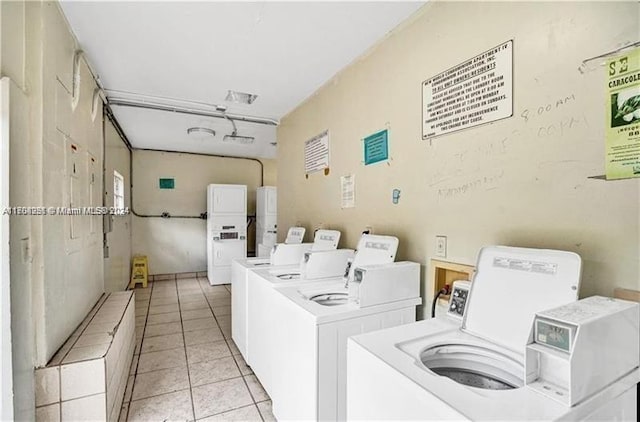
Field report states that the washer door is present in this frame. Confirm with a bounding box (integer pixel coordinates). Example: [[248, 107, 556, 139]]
[[420, 343, 523, 390]]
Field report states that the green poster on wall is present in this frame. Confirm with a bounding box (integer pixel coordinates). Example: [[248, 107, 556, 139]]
[[606, 48, 640, 180], [363, 129, 389, 166], [159, 178, 175, 189]]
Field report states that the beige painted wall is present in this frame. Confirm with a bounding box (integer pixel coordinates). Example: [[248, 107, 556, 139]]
[[2, 1, 37, 418], [0, 2, 103, 420], [278, 1, 640, 318], [262, 158, 277, 186], [1, 1, 105, 417], [40, 2, 105, 363], [131, 150, 268, 274], [3, 78, 34, 422], [104, 119, 132, 292]]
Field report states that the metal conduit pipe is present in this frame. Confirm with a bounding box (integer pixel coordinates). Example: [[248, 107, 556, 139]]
[[108, 99, 279, 126], [104, 109, 263, 219], [79, 49, 266, 220], [104, 107, 265, 219], [128, 149, 264, 219]]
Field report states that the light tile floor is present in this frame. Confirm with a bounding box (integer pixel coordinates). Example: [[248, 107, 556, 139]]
[[120, 277, 276, 421]]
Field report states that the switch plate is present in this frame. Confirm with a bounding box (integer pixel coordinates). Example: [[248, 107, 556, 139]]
[[435, 235, 447, 258]]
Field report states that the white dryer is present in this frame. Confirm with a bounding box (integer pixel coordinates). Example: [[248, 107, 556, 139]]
[[206, 184, 246, 285], [255, 186, 277, 257]]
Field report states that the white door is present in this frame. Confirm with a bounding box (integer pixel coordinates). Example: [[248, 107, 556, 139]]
[[0, 77, 14, 421], [210, 185, 246, 214]]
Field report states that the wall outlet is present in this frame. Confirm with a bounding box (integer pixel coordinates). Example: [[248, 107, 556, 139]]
[[363, 226, 374, 235], [435, 235, 447, 258]]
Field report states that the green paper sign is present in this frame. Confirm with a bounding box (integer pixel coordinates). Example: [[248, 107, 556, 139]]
[[364, 129, 389, 166], [159, 178, 175, 189]]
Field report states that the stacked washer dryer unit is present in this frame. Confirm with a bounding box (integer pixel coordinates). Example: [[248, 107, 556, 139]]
[[347, 246, 640, 421], [206, 184, 247, 286], [256, 186, 277, 258]]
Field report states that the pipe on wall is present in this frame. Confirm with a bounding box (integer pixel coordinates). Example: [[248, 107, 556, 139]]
[[104, 108, 265, 219], [129, 148, 264, 219]]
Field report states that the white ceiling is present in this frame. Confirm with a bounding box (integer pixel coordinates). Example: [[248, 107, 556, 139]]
[[60, 1, 424, 158]]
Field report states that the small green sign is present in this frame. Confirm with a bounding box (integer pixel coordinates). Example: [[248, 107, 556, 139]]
[[364, 129, 389, 166], [159, 178, 175, 189]]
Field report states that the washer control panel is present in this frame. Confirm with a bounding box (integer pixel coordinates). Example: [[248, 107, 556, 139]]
[[220, 232, 239, 240], [447, 280, 471, 319]]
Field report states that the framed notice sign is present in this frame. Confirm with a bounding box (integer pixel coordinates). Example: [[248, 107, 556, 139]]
[[363, 129, 389, 165], [422, 40, 513, 139], [605, 47, 640, 180], [304, 130, 330, 175]]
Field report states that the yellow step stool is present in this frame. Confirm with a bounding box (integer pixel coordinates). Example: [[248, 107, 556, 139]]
[[129, 255, 149, 289]]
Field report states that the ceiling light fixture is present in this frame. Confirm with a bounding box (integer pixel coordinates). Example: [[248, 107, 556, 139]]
[[223, 134, 255, 144], [225, 90, 258, 105], [187, 127, 216, 138], [223, 114, 255, 145]]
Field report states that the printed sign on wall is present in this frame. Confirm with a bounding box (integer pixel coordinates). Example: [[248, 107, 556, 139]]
[[159, 178, 175, 189], [606, 48, 640, 180], [304, 130, 330, 175], [363, 129, 389, 165], [422, 40, 513, 139], [340, 174, 355, 209]]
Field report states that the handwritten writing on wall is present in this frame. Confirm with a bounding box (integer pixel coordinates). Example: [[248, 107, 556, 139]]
[[437, 169, 505, 201], [518, 93, 590, 140], [427, 136, 511, 188]]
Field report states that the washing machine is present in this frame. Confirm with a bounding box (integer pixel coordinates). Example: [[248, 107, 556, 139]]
[[246, 234, 400, 397], [271, 260, 422, 421], [346, 246, 638, 421], [231, 229, 341, 361], [247, 248, 355, 392]]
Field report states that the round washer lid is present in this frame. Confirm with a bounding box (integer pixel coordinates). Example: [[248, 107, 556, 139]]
[[462, 246, 581, 353]]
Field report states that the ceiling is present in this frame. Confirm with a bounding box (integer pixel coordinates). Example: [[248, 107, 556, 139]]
[[60, 1, 424, 159]]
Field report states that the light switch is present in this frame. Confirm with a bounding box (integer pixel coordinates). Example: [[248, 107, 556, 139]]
[[435, 235, 447, 258]]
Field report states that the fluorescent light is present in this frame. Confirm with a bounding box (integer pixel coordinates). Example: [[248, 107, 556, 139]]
[[225, 90, 258, 105], [187, 127, 216, 139], [223, 134, 255, 144]]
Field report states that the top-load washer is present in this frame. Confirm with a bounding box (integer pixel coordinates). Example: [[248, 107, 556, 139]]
[[246, 235, 397, 384], [248, 234, 421, 421], [343, 246, 640, 421], [231, 229, 341, 361], [247, 248, 355, 393], [271, 260, 422, 421]]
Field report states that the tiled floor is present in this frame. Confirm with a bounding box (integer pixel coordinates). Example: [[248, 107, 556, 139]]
[[119, 277, 276, 421]]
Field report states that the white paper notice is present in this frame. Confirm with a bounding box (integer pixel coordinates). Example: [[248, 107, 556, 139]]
[[422, 40, 513, 139], [304, 130, 330, 174], [341, 174, 355, 209]]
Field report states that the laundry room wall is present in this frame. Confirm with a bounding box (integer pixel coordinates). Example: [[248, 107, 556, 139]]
[[1, 0, 106, 418], [131, 150, 274, 275], [1, 3, 34, 420], [104, 119, 132, 292], [277, 1, 640, 318]]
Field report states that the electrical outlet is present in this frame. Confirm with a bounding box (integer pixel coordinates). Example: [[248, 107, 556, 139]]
[[435, 235, 447, 258], [363, 226, 374, 235]]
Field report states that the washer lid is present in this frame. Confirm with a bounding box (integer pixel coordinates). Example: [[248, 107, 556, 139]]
[[462, 246, 581, 354]]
